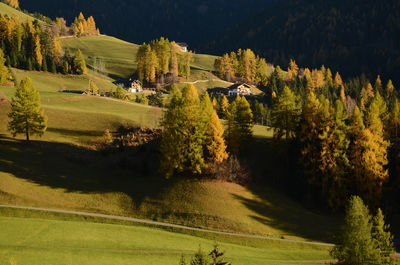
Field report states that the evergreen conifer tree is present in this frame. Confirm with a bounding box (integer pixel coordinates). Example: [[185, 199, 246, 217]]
[[0, 48, 9, 85], [331, 196, 380, 265], [73, 49, 87, 74], [372, 209, 395, 265], [271, 86, 298, 140], [8, 77, 47, 141]]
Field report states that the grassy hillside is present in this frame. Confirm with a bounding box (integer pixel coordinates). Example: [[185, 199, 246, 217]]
[[0, 2, 38, 21], [0, 70, 161, 144], [60, 36, 220, 81], [61, 36, 140, 79], [0, 215, 332, 265], [0, 68, 335, 245]]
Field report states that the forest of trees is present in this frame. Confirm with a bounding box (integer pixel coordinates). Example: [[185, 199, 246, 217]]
[[0, 14, 88, 74], [249, 58, 400, 211], [206, 0, 400, 87], [160, 84, 252, 179], [136, 38, 192, 84], [214, 48, 270, 84]]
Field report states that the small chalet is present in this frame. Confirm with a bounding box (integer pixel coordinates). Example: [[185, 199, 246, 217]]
[[114, 79, 143, 93], [227, 83, 253, 97], [176, 42, 188, 52]]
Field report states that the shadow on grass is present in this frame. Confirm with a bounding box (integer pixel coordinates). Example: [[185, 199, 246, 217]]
[[0, 135, 173, 208], [231, 192, 340, 242], [47, 127, 103, 137]]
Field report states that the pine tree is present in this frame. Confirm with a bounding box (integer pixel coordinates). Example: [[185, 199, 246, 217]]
[[371, 91, 388, 123], [8, 77, 47, 141], [205, 110, 228, 163], [287, 59, 299, 81], [33, 35, 42, 68], [226, 96, 253, 155], [387, 98, 400, 139], [349, 103, 389, 207], [170, 41, 179, 80], [219, 95, 230, 119], [385, 80, 395, 100], [190, 247, 209, 265], [5, 0, 19, 9], [330, 196, 380, 265], [209, 245, 231, 265], [271, 86, 298, 140], [371, 209, 395, 265], [334, 72, 343, 89], [160, 85, 205, 177], [88, 80, 99, 95], [375, 75, 383, 94], [73, 49, 87, 74]]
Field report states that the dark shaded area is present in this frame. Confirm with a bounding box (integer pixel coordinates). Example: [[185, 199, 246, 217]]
[[19, 0, 277, 52], [205, 0, 400, 86], [0, 134, 170, 207]]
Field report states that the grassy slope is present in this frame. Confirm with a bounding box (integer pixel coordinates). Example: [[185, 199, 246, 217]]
[[0, 215, 332, 265], [61, 36, 140, 79], [0, 69, 335, 244], [0, 3, 38, 22], [0, 32, 340, 264], [60, 36, 228, 94]]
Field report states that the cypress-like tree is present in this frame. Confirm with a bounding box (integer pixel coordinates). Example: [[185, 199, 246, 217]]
[[271, 86, 298, 140], [8, 77, 47, 141]]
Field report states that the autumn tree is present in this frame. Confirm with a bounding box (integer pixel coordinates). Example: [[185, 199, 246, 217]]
[[88, 80, 99, 95], [348, 103, 389, 208], [160, 85, 205, 178], [8, 77, 47, 141], [385, 80, 395, 100], [4, 0, 19, 8], [0, 48, 9, 85], [201, 93, 228, 163], [73, 49, 87, 74], [218, 95, 230, 119]]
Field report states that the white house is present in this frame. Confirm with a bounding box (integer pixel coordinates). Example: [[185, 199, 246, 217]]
[[227, 83, 253, 97]]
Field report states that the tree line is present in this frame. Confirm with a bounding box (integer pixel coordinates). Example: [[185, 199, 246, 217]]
[[265, 60, 399, 211], [214, 48, 270, 85], [136, 37, 192, 84], [0, 15, 87, 74]]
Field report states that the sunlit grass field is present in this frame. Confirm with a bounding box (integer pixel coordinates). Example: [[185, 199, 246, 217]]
[[0, 214, 333, 265]]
